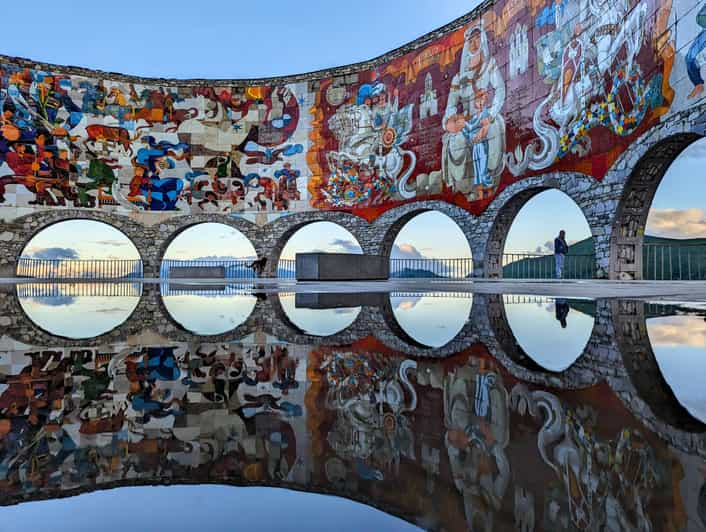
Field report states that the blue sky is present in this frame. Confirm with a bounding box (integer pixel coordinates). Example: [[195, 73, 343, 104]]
[[13, 0, 706, 262]]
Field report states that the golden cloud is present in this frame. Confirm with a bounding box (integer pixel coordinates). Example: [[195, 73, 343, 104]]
[[646, 208, 706, 239], [648, 316, 706, 348]]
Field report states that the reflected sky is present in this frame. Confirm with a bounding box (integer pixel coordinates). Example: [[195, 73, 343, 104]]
[[17, 289, 140, 339], [504, 297, 595, 371], [0, 485, 418, 532], [279, 294, 361, 336], [648, 314, 706, 423], [390, 294, 472, 347], [161, 293, 257, 335]]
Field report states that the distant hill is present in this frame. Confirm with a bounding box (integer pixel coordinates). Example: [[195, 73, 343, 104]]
[[503, 236, 706, 280], [390, 268, 444, 279]]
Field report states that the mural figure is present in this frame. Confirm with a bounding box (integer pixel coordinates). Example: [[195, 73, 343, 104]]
[[443, 360, 510, 531], [509, 0, 650, 173], [323, 81, 417, 207], [442, 24, 506, 200], [686, 3, 706, 99]]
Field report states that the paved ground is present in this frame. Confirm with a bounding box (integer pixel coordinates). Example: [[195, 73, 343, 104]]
[[2, 277, 706, 300]]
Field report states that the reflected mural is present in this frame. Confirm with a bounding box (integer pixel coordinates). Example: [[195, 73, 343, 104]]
[[0, 294, 705, 531]]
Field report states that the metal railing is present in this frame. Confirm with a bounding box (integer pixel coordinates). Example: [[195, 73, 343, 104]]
[[643, 244, 706, 280], [17, 282, 143, 298], [17, 258, 143, 279], [278, 259, 296, 279], [389, 258, 474, 279], [502, 253, 596, 279], [160, 282, 259, 296]]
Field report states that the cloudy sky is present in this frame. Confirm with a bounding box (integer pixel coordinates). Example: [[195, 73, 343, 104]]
[[15, 0, 706, 262]]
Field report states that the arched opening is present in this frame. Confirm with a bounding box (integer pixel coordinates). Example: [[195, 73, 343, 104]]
[[502, 296, 595, 372], [17, 219, 142, 279], [277, 221, 363, 277], [647, 304, 706, 423], [278, 294, 361, 336], [611, 133, 702, 280], [642, 138, 706, 280], [385, 210, 472, 278], [389, 293, 472, 348], [161, 222, 257, 278], [16, 220, 142, 338], [499, 189, 593, 279]]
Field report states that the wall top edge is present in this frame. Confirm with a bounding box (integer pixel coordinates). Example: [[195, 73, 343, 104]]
[[0, 1, 493, 87]]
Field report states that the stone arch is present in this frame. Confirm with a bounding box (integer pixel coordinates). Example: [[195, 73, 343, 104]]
[[371, 200, 476, 260], [263, 211, 372, 277], [609, 133, 703, 279], [478, 173, 609, 278], [5, 210, 149, 276], [154, 214, 261, 270]]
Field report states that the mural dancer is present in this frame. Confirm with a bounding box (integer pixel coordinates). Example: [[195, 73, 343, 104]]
[[442, 24, 506, 200], [686, 4, 706, 99]]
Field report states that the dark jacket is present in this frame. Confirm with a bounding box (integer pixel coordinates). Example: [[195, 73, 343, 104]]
[[554, 237, 569, 255]]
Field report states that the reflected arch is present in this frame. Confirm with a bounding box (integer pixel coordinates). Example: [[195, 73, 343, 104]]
[[16, 282, 143, 340], [610, 133, 703, 279], [646, 305, 706, 424], [387, 293, 473, 348], [484, 183, 595, 278], [484, 294, 597, 375], [160, 289, 258, 336], [612, 300, 706, 432], [277, 293, 362, 336]]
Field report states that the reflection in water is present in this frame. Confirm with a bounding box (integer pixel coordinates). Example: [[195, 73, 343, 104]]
[[279, 294, 361, 336], [161, 292, 256, 335], [390, 294, 472, 347], [16, 283, 141, 339], [648, 313, 706, 424], [1, 290, 706, 530], [504, 296, 595, 371], [0, 333, 700, 530]]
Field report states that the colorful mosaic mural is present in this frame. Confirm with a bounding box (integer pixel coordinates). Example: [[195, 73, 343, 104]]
[[0, 0, 701, 220]]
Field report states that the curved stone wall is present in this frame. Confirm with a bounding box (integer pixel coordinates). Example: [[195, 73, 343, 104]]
[[1, 0, 705, 278], [0, 0, 700, 222]]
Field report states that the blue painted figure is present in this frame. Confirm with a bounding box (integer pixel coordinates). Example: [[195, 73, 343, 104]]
[[687, 4, 706, 99], [461, 89, 493, 187]]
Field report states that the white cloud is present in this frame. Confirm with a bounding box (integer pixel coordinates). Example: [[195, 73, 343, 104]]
[[391, 243, 426, 260], [646, 208, 706, 239], [648, 316, 706, 348], [329, 238, 362, 254]]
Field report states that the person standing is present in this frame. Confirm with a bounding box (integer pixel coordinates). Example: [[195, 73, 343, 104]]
[[554, 230, 569, 279]]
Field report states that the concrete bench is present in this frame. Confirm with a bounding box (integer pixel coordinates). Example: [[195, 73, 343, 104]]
[[296, 253, 389, 281]]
